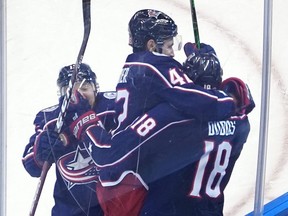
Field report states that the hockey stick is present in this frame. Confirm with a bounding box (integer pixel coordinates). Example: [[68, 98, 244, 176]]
[[29, 162, 51, 216], [56, 0, 91, 134], [29, 1, 91, 215], [189, 0, 200, 48]]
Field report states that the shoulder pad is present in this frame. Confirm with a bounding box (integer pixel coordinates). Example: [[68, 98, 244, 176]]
[[40, 104, 59, 112], [34, 104, 59, 125]]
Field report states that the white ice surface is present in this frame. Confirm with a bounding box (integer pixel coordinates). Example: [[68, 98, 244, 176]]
[[7, 0, 288, 215]]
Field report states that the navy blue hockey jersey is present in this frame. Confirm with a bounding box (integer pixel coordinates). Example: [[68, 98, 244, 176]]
[[138, 107, 250, 216], [22, 92, 116, 216], [84, 102, 250, 216], [77, 51, 244, 215], [112, 51, 235, 135]]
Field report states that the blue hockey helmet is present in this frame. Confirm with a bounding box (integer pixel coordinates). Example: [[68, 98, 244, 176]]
[[183, 43, 223, 89], [57, 63, 97, 87], [75, 63, 97, 84], [128, 9, 178, 52], [57, 63, 99, 96]]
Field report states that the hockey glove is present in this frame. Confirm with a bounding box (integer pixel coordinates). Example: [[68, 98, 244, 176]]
[[64, 90, 99, 139], [34, 130, 65, 166], [220, 77, 255, 115], [40, 115, 75, 146], [184, 42, 217, 57]]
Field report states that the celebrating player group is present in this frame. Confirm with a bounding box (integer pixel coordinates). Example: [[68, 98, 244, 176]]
[[22, 8, 255, 216]]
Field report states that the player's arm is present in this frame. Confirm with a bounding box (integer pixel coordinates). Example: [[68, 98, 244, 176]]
[[22, 132, 42, 177], [22, 105, 65, 177], [65, 97, 188, 166], [157, 42, 252, 120], [22, 110, 47, 177], [157, 83, 235, 121]]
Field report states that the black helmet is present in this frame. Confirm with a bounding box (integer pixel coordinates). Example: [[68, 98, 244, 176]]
[[183, 43, 223, 89], [57, 63, 97, 87], [183, 53, 223, 89], [75, 63, 97, 84], [128, 9, 178, 52]]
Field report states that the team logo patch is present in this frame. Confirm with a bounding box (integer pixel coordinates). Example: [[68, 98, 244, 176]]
[[57, 146, 99, 189], [103, 92, 117, 99]]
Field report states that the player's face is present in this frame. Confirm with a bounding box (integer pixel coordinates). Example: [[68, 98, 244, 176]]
[[74, 81, 96, 107], [161, 38, 175, 57]]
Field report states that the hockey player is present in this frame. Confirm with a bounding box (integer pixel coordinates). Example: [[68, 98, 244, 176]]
[[65, 8, 237, 175], [62, 9, 254, 216], [64, 42, 254, 216], [110, 9, 236, 134], [137, 44, 255, 215], [22, 63, 116, 216]]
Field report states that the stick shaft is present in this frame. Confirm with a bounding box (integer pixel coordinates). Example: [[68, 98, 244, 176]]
[[29, 162, 51, 216], [29, 1, 91, 215], [56, 0, 91, 133], [190, 0, 200, 48]]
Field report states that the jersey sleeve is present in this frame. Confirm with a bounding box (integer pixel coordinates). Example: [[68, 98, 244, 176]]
[[81, 103, 200, 184], [22, 110, 45, 177], [81, 101, 249, 186], [22, 105, 59, 177], [157, 83, 236, 121], [22, 131, 42, 177], [143, 53, 236, 121]]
